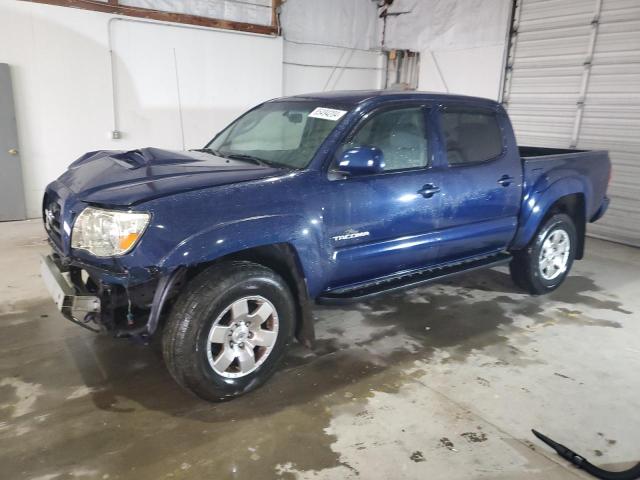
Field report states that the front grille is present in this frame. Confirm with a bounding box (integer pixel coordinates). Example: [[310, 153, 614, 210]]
[[43, 192, 63, 250]]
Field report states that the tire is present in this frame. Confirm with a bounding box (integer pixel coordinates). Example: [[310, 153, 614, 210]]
[[162, 260, 295, 401], [509, 213, 577, 295]]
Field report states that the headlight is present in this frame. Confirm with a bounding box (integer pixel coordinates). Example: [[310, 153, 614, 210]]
[[71, 207, 150, 257]]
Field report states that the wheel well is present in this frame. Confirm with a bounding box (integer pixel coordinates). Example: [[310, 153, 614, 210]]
[[545, 193, 586, 259], [186, 243, 315, 347]]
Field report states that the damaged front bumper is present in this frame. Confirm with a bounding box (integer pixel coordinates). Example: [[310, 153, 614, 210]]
[[40, 254, 102, 332], [40, 253, 184, 339]]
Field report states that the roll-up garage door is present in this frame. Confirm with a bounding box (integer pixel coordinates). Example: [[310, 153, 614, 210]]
[[503, 0, 640, 247]]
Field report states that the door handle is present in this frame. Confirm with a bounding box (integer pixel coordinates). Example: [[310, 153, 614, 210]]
[[417, 184, 441, 198], [7, 148, 18, 156], [497, 175, 514, 187]]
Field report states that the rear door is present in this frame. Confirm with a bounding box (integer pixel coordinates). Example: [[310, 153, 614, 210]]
[[434, 104, 522, 262], [323, 103, 444, 288]]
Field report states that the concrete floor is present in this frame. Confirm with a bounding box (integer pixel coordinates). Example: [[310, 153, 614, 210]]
[[1, 219, 639, 480]]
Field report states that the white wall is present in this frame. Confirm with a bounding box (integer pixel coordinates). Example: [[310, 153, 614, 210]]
[[279, 0, 513, 98], [383, 0, 512, 100], [1, 0, 514, 219], [110, 19, 281, 148], [0, 1, 282, 218], [280, 0, 384, 95], [282, 41, 383, 95]]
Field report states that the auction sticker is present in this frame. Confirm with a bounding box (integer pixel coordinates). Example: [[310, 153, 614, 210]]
[[308, 107, 347, 121]]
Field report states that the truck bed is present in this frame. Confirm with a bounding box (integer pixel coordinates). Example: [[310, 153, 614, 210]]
[[519, 145, 610, 224], [519, 146, 588, 158]]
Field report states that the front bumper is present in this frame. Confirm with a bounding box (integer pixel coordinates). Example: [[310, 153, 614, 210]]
[[40, 251, 184, 338], [40, 254, 102, 332]]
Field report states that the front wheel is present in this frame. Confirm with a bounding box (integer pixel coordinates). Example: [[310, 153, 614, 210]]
[[162, 261, 295, 401], [509, 213, 577, 295]]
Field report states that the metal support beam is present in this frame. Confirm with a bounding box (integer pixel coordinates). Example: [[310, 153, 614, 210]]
[[569, 0, 603, 148], [22, 0, 278, 36], [271, 0, 282, 33], [501, 0, 522, 107]]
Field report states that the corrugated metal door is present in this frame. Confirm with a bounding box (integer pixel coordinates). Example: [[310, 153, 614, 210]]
[[503, 0, 640, 247]]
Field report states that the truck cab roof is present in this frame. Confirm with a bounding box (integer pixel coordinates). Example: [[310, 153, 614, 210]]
[[285, 90, 500, 108]]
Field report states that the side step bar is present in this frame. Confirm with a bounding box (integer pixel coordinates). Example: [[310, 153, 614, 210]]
[[317, 253, 512, 304]]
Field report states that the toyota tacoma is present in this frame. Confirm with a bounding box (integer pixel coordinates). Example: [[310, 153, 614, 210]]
[[40, 91, 611, 401]]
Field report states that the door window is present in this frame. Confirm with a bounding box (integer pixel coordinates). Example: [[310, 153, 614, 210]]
[[441, 109, 503, 165], [342, 107, 429, 172]]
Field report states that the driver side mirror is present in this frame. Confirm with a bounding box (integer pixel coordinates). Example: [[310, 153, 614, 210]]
[[337, 146, 385, 175]]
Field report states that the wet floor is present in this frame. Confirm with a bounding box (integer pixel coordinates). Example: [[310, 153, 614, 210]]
[[1, 220, 639, 479]]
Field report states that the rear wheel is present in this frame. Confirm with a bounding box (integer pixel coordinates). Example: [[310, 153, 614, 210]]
[[162, 261, 295, 401], [509, 213, 577, 295]]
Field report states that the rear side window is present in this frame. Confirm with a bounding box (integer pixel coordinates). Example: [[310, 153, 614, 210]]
[[441, 108, 503, 165]]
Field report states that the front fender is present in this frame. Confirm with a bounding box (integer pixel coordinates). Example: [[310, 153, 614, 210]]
[[511, 177, 589, 249], [158, 213, 327, 296]]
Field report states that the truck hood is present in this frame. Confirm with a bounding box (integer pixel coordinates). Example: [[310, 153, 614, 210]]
[[58, 147, 286, 206]]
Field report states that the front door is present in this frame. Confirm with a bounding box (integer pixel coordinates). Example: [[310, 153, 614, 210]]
[[323, 104, 444, 289], [0, 63, 26, 221]]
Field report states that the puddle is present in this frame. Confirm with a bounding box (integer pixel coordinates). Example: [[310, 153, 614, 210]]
[[0, 269, 632, 479]]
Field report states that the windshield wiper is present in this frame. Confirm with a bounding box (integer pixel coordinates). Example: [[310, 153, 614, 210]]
[[222, 153, 272, 167], [190, 148, 223, 156], [192, 148, 289, 169], [191, 149, 266, 166]]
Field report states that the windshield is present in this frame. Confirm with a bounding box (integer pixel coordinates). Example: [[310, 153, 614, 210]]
[[206, 101, 350, 169]]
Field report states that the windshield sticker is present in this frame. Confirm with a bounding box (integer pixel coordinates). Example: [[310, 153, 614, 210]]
[[308, 107, 347, 121]]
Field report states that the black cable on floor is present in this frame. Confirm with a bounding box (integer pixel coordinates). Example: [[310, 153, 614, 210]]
[[532, 429, 640, 480]]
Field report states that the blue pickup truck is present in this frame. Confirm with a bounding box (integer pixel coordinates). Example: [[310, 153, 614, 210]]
[[41, 91, 610, 401]]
